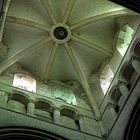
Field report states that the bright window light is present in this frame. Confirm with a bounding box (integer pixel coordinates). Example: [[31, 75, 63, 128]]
[[100, 65, 114, 94], [13, 73, 36, 92], [117, 25, 134, 57]]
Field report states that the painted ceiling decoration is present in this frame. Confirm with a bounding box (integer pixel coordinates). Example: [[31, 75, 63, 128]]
[[54, 86, 77, 105], [0, 0, 138, 96]]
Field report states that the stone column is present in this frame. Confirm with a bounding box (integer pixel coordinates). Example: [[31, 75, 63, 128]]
[[107, 102, 117, 121], [131, 59, 140, 75], [79, 115, 86, 132], [0, 92, 9, 107], [27, 101, 35, 116], [118, 81, 129, 109], [118, 82, 129, 96], [110, 107, 117, 121], [53, 108, 61, 124], [99, 120, 106, 137]]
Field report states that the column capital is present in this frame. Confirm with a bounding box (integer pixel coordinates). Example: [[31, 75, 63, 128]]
[[78, 114, 83, 119], [53, 107, 60, 111], [107, 102, 117, 109], [117, 80, 128, 87], [4, 92, 10, 102], [77, 114, 85, 121], [95, 116, 102, 121], [130, 55, 140, 63], [4, 92, 10, 97], [28, 100, 34, 104]]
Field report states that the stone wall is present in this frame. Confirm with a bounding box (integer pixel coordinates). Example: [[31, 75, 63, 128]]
[[0, 82, 102, 137], [0, 108, 103, 140], [0, 63, 91, 110]]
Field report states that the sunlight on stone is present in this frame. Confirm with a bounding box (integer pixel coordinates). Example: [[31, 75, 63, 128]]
[[100, 65, 114, 94], [13, 73, 36, 92]]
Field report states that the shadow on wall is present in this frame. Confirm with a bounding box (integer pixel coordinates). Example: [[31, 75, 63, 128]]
[[109, 0, 140, 13], [124, 98, 140, 140], [0, 126, 68, 140]]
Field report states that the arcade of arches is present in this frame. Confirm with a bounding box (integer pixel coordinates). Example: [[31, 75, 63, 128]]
[[0, 0, 140, 140]]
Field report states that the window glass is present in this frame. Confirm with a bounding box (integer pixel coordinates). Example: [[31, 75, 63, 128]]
[[100, 65, 114, 94], [13, 73, 36, 92], [117, 25, 134, 56]]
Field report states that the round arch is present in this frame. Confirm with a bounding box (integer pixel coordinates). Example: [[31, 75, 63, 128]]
[[60, 106, 79, 120], [130, 38, 140, 57], [34, 99, 54, 112], [0, 126, 68, 140], [7, 92, 30, 113]]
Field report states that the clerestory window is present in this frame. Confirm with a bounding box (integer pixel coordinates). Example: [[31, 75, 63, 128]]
[[100, 64, 114, 94], [117, 25, 134, 57], [13, 73, 36, 92]]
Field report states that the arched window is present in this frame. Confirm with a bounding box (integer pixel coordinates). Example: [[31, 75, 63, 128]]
[[110, 87, 122, 113], [7, 92, 29, 113], [121, 64, 137, 90], [116, 25, 134, 57], [54, 86, 77, 105], [100, 64, 114, 94], [60, 108, 79, 130], [13, 73, 36, 92], [34, 100, 53, 122]]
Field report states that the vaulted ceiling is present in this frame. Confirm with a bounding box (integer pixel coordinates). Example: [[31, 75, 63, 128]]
[[1, 0, 138, 84]]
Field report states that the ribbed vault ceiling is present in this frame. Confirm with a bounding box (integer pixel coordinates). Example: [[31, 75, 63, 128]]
[[1, 0, 137, 84]]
